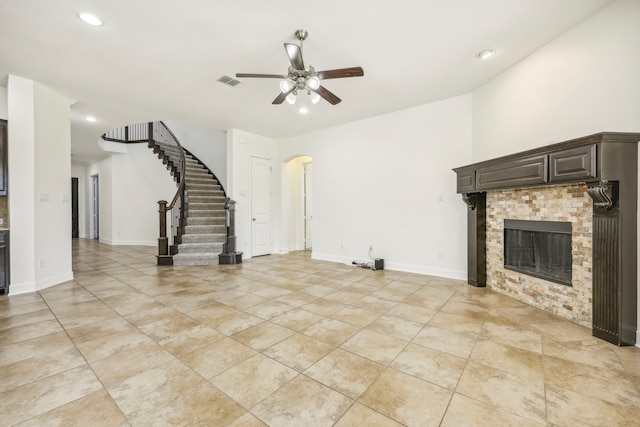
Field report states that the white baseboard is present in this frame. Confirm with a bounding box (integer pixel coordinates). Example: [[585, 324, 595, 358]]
[[111, 240, 156, 246], [99, 239, 155, 246], [311, 252, 467, 281], [7, 281, 36, 295], [384, 261, 467, 281], [8, 271, 74, 295], [36, 272, 75, 291]]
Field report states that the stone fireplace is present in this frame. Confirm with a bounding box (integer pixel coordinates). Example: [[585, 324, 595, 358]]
[[487, 184, 592, 327], [454, 132, 639, 346]]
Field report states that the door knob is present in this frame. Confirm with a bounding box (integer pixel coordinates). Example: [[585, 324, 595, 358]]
[[252, 218, 256, 221]]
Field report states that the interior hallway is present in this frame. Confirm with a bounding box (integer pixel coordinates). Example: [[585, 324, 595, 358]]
[[1, 239, 639, 426]]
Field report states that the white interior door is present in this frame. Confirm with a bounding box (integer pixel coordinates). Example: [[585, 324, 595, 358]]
[[304, 162, 313, 250], [251, 157, 271, 256]]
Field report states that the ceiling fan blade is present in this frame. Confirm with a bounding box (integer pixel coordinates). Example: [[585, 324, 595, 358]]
[[317, 67, 364, 80], [272, 88, 295, 105], [312, 85, 342, 105], [284, 43, 305, 70], [236, 73, 287, 79]]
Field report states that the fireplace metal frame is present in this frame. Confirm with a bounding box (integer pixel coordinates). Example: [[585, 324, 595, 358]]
[[503, 219, 572, 286]]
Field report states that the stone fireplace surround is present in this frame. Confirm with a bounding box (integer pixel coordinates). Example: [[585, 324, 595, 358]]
[[486, 184, 592, 328], [454, 132, 640, 346]]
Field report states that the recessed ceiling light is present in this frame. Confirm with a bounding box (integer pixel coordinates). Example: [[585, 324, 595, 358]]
[[78, 12, 103, 26], [85, 116, 97, 122], [477, 49, 496, 60]]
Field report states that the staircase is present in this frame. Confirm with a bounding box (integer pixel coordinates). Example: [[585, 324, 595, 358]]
[[150, 141, 227, 265], [103, 121, 229, 266]]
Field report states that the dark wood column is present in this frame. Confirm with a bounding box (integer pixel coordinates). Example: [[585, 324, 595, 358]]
[[462, 193, 486, 287]]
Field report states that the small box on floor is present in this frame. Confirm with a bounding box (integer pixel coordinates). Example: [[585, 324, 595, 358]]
[[374, 258, 384, 270]]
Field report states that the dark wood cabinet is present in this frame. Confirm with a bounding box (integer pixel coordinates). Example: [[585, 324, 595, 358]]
[[476, 154, 548, 191], [0, 230, 9, 295], [549, 144, 597, 183], [0, 120, 6, 196], [455, 166, 475, 193]]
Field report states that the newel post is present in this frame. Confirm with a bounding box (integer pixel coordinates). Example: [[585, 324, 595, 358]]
[[219, 198, 243, 265], [157, 200, 173, 265]]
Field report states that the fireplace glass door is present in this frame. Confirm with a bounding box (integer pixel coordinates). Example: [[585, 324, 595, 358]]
[[503, 219, 572, 286]]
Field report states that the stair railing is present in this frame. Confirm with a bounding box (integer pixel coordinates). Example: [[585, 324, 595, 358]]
[[152, 122, 187, 265]]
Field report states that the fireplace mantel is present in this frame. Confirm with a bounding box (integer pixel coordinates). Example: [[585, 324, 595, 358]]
[[453, 132, 640, 346]]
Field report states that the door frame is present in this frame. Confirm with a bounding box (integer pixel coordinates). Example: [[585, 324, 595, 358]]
[[251, 156, 272, 257], [303, 162, 312, 250], [91, 174, 99, 239]]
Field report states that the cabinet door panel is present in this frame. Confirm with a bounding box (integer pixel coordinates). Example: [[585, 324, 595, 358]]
[[549, 144, 597, 182]]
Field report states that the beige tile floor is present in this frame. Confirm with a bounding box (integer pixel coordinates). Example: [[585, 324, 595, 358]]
[[1, 239, 640, 426]]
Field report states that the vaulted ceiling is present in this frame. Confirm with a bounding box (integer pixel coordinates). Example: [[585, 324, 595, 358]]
[[0, 0, 612, 163]]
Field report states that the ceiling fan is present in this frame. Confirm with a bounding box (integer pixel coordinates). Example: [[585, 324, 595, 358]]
[[236, 29, 364, 106]]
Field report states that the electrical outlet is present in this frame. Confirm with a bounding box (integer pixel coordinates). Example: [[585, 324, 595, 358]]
[[437, 251, 444, 259], [340, 243, 344, 249], [369, 245, 373, 252]]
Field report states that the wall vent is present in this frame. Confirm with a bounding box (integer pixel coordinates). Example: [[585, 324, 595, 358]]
[[217, 75, 241, 86]]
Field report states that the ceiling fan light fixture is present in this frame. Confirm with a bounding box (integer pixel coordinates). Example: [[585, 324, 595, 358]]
[[285, 92, 297, 104], [280, 79, 293, 93], [309, 92, 321, 104], [299, 107, 309, 114], [307, 76, 320, 90]]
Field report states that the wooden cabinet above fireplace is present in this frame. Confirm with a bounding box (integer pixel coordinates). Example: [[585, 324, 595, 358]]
[[453, 132, 638, 194]]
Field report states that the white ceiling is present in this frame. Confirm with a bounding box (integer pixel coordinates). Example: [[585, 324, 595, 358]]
[[0, 0, 612, 163]]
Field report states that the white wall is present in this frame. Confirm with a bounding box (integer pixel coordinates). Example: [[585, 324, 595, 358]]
[[7, 76, 36, 293], [86, 144, 176, 246], [111, 144, 176, 245], [163, 120, 227, 190], [278, 94, 472, 279], [0, 87, 7, 119], [8, 76, 73, 294], [472, 0, 640, 161], [227, 129, 278, 257]]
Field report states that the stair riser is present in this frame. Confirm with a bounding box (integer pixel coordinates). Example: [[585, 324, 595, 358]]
[[181, 234, 226, 243], [189, 197, 227, 203], [187, 218, 226, 226], [173, 256, 219, 266], [189, 204, 226, 210], [177, 245, 224, 254], [184, 225, 227, 233]]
